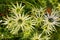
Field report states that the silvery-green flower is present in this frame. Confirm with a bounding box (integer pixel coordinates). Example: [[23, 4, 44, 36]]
[[3, 13, 35, 34], [10, 2, 25, 14], [32, 7, 45, 27], [42, 9, 60, 35], [32, 7, 40, 16], [34, 12, 44, 27], [3, 16, 15, 29]]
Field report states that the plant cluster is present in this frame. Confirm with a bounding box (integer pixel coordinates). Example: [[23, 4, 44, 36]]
[[0, 0, 60, 40]]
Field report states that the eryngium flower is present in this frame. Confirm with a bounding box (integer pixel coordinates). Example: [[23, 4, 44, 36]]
[[31, 7, 45, 27], [42, 9, 60, 35], [34, 12, 44, 27], [10, 2, 25, 14], [3, 13, 35, 34], [31, 7, 40, 16]]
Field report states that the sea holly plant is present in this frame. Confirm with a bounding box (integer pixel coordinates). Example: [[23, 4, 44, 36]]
[[40, 9, 60, 40], [2, 2, 60, 40], [42, 9, 60, 34], [3, 3, 35, 34], [3, 13, 35, 34]]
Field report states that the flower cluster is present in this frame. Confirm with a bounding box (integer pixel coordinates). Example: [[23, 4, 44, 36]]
[[3, 2, 60, 40], [3, 3, 35, 34], [42, 9, 60, 35]]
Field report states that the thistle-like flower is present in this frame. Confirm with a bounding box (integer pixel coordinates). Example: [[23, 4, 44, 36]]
[[31, 7, 45, 27], [3, 16, 15, 29], [34, 12, 44, 27], [31, 7, 40, 16], [3, 13, 35, 34], [10, 2, 25, 14], [42, 9, 60, 35]]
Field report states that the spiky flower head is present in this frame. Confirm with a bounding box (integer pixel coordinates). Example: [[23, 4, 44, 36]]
[[3, 13, 35, 34], [10, 2, 25, 14], [42, 9, 60, 35], [34, 12, 44, 27], [31, 7, 40, 16], [32, 7, 45, 27], [3, 16, 15, 28]]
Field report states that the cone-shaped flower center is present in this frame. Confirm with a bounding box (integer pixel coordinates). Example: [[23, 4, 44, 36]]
[[48, 18, 54, 22], [18, 19, 23, 24], [9, 20, 14, 23], [16, 8, 20, 13]]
